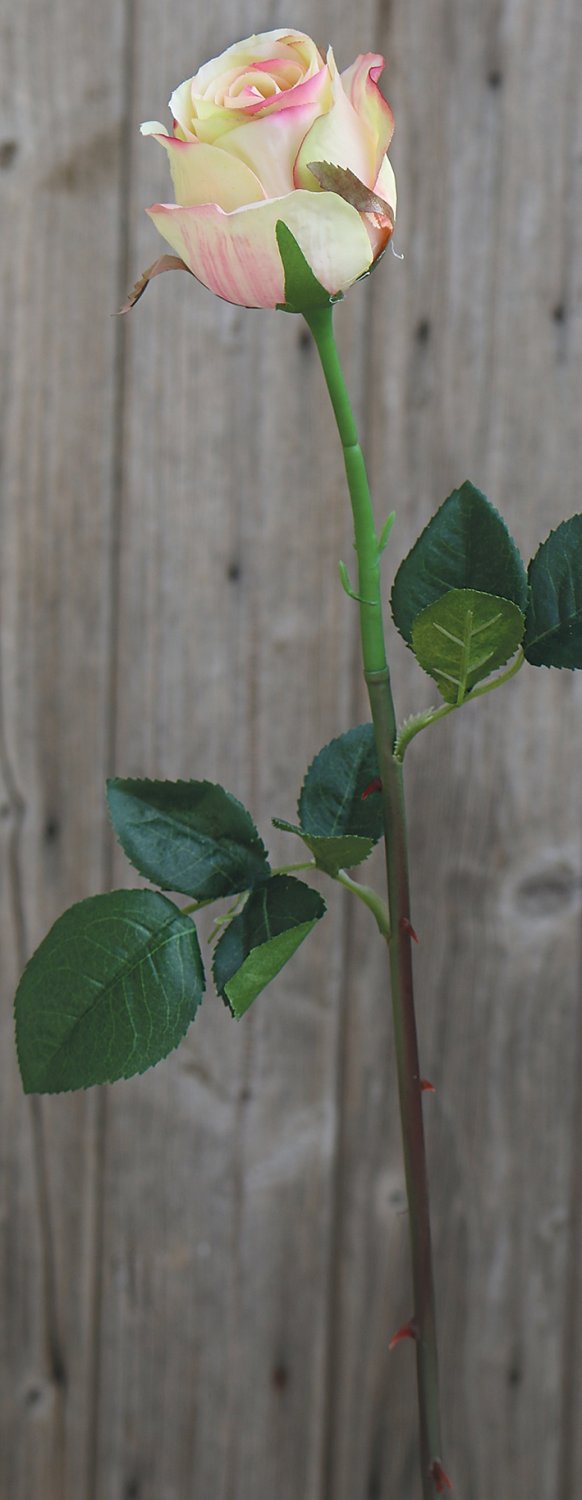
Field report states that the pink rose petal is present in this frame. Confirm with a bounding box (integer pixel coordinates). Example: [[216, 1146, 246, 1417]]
[[146, 190, 373, 309], [341, 53, 394, 180]]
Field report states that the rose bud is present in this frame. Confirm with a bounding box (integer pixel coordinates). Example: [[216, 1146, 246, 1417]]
[[139, 29, 396, 310]]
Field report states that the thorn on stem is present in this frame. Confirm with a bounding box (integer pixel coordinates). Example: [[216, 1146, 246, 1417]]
[[399, 915, 419, 944], [388, 1319, 418, 1351], [361, 777, 382, 800], [420, 1079, 436, 1093], [429, 1459, 452, 1493]]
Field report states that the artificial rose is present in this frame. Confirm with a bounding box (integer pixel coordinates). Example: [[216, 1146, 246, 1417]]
[[140, 28, 396, 310]]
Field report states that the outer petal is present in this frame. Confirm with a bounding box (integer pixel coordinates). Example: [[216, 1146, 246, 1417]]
[[341, 53, 394, 177], [294, 47, 377, 190], [216, 101, 325, 197], [168, 78, 199, 141], [362, 154, 398, 260], [146, 190, 374, 309], [374, 154, 397, 216], [140, 125, 265, 210]]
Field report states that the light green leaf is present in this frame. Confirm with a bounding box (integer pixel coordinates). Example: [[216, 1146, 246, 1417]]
[[106, 778, 270, 899], [213, 875, 326, 1017], [15, 890, 205, 1094], [411, 588, 525, 703], [272, 817, 375, 874], [524, 515, 582, 667], [391, 481, 528, 644]]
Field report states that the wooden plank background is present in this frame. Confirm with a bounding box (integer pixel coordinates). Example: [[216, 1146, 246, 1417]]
[[1, 0, 581, 1496]]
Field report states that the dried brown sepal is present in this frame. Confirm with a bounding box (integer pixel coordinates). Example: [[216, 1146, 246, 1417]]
[[119, 255, 192, 313], [306, 162, 395, 229]]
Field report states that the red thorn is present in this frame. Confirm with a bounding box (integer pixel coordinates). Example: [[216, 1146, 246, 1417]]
[[420, 1079, 436, 1093], [429, 1459, 453, 1493], [388, 1319, 418, 1352], [361, 776, 382, 800], [399, 915, 419, 944]]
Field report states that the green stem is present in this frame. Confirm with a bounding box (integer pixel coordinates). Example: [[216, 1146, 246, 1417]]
[[180, 897, 215, 916], [183, 861, 389, 939], [334, 868, 391, 939], [305, 305, 443, 1498], [181, 861, 315, 915], [273, 859, 317, 875], [395, 647, 525, 761]]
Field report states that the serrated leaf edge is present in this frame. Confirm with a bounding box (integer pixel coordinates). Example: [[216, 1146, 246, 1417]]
[[297, 722, 380, 839], [211, 875, 326, 1003], [15, 890, 205, 1095], [224, 920, 321, 1018], [524, 514, 582, 666], [105, 776, 271, 894], [390, 481, 528, 645]]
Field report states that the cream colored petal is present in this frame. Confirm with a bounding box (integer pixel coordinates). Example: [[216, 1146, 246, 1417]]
[[190, 30, 323, 98], [294, 47, 376, 190], [146, 189, 374, 309], [170, 32, 325, 139], [168, 78, 198, 140], [341, 54, 394, 175], [144, 132, 265, 210], [218, 101, 324, 197], [374, 154, 397, 217], [140, 120, 168, 137]]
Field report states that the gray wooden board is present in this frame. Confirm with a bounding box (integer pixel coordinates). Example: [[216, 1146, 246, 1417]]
[[1, 0, 582, 1497], [0, 0, 127, 1494]]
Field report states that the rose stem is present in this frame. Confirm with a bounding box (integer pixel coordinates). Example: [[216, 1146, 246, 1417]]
[[304, 304, 443, 1499]]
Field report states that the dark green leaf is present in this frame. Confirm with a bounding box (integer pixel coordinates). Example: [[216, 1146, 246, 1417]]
[[272, 817, 375, 874], [275, 221, 339, 313], [411, 589, 525, 703], [213, 875, 326, 1018], [106, 778, 270, 899], [391, 481, 528, 643], [524, 516, 582, 667], [15, 890, 205, 1094], [298, 723, 383, 842]]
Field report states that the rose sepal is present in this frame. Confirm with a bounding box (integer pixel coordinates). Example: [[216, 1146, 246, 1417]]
[[275, 219, 343, 313]]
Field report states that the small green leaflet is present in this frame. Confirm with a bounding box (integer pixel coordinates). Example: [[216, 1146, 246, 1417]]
[[272, 818, 375, 875], [275, 221, 340, 313], [524, 515, 582, 668], [411, 589, 525, 704], [106, 778, 270, 900], [391, 481, 528, 644], [15, 889, 205, 1094], [213, 875, 326, 1018], [298, 723, 383, 843]]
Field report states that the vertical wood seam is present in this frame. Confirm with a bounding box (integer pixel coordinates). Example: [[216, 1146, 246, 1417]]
[[0, 573, 68, 1443], [85, 2, 138, 1496], [556, 873, 582, 1496]]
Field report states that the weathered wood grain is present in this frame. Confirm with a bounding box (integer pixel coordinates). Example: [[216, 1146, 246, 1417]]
[[0, 0, 128, 1496], [1, 0, 582, 1497]]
